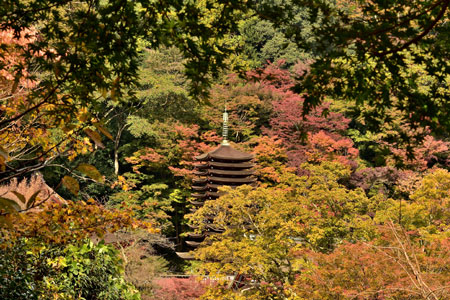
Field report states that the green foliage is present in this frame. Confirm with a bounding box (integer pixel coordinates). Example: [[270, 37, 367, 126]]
[[269, 1, 450, 138], [239, 16, 309, 68], [47, 241, 140, 300], [0, 239, 51, 299], [0, 239, 140, 300], [189, 161, 379, 298], [375, 168, 450, 240]]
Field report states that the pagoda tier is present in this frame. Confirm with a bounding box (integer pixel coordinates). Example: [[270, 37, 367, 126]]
[[195, 145, 253, 162], [183, 144, 256, 252], [194, 161, 254, 169]]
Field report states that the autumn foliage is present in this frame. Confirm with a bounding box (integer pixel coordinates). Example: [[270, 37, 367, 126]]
[[1, 2, 450, 299], [153, 277, 207, 300]]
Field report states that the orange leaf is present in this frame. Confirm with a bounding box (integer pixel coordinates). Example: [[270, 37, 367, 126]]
[[84, 128, 105, 148]]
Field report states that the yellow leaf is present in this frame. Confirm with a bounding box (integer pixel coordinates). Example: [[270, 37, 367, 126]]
[[77, 163, 104, 183], [93, 122, 113, 140], [83, 128, 105, 148]]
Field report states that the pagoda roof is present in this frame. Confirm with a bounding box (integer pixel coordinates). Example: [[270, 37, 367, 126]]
[[195, 144, 254, 162], [195, 169, 254, 176], [186, 232, 204, 239], [204, 230, 221, 236], [191, 191, 222, 199], [192, 185, 207, 191], [206, 224, 224, 232], [189, 200, 205, 206], [208, 176, 257, 184], [176, 252, 195, 260], [192, 178, 207, 184], [185, 240, 202, 247], [194, 161, 254, 169], [187, 224, 199, 229], [192, 183, 230, 191], [208, 169, 254, 176], [192, 193, 206, 199], [193, 170, 208, 176]]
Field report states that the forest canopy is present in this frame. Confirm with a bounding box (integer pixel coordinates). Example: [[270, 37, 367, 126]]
[[0, 1, 449, 299]]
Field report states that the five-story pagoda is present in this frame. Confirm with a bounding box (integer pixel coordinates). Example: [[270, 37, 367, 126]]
[[177, 109, 256, 257]]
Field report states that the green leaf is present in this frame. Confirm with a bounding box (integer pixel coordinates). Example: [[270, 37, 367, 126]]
[[77, 163, 104, 183], [11, 191, 26, 204], [62, 176, 80, 196], [0, 197, 21, 212]]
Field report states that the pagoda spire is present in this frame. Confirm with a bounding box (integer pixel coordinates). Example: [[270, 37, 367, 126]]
[[222, 105, 229, 145]]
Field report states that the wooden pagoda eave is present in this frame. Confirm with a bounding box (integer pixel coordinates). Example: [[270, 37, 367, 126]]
[[189, 200, 205, 206], [186, 232, 205, 239], [208, 161, 254, 169], [208, 176, 257, 184], [206, 224, 225, 232], [193, 163, 208, 169], [195, 145, 254, 162], [176, 252, 195, 260], [185, 240, 202, 247], [191, 193, 206, 198], [204, 230, 221, 236], [192, 185, 207, 191], [207, 169, 254, 176], [192, 178, 207, 184], [206, 191, 221, 198], [194, 161, 254, 169], [193, 171, 208, 176]]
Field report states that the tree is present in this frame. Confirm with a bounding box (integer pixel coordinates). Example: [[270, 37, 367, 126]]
[[153, 277, 207, 300], [0, 0, 250, 185], [254, 0, 450, 139], [248, 62, 359, 172], [238, 16, 308, 68], [0, 196, 155, 299], [189, 165, 450, 299], [294, 223, 450, 300], [188, 161, 377, 299]]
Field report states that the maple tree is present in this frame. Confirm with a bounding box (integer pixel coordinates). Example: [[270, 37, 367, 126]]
[[294, 224, 450, 300], [153, 277, 207, 300], [0, 197, 155, 299], [246, 62, 359, 172], [190, 163, 450, 299]]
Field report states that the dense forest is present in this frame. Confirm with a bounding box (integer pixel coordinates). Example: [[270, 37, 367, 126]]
[[0, 1, 449, 299]]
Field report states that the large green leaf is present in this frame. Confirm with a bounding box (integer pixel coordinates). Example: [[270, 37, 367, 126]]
[[0, 197, 21, 212], [11, 191, 26, 204], [62, 176, 80, 196], [26, 191, 41, 209]]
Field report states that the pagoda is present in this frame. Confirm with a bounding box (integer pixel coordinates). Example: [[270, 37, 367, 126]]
[[179, 109, 256, 255]]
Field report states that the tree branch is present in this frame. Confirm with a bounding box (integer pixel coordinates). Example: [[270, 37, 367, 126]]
[[374, 0, 449, 57]]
